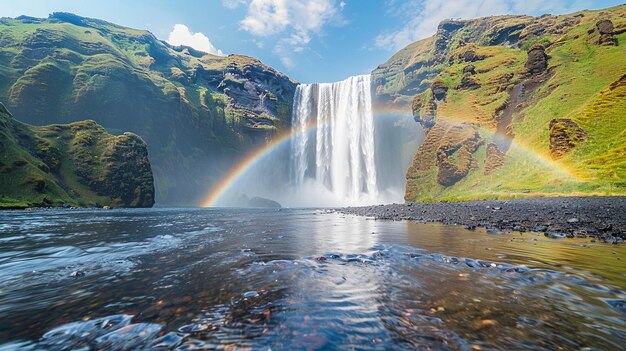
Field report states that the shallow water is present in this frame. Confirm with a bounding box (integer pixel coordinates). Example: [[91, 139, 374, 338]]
[[0, 208, 624, 350]]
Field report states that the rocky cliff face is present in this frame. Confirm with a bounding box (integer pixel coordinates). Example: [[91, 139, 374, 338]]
[[374, 5, 626, 202], [0, 13, 296, 204], [0, 102, 154, 208]]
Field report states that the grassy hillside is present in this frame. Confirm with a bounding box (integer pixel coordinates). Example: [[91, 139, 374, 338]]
[[0, 12, 296, 205], [0, 103, 153, 209], [373, 5, 626, 202]]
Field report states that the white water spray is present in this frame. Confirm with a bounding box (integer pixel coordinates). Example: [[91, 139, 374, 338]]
[[214, 74, 420, 208], [290, 75, 378, 205]]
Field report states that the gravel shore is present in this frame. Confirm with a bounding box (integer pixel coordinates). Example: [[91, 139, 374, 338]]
[[340, 196, 626, 242]]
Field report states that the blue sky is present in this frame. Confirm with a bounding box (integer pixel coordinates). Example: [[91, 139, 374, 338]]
[[1, 0, 623, 83]]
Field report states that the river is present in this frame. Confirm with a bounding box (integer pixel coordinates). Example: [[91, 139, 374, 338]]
[[0, 208, 624, 350]]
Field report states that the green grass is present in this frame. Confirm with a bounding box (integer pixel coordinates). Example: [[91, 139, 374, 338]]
[[398, 4, 626, 202]]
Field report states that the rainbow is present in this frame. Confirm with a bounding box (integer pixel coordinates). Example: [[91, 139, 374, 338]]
[[200, 111, 402, 207], [200, 110, 581, 207], [200, 121, 316, 207]]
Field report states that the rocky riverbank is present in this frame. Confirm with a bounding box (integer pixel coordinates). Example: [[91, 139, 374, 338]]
[[340, 196, 626, 242]]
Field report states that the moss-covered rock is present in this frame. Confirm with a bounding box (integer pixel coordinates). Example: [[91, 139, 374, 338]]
[[0, 104, 154, 208], [484, 143, 506, 175], [549, 119, 586, 160], [435, 125, 482, 186], [596, 19, 618, 45], [459, 74, 481, 90]]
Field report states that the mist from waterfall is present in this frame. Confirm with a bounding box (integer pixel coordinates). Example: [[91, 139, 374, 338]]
[[290, 75, 378, 205], [213, 74, 422, 208]]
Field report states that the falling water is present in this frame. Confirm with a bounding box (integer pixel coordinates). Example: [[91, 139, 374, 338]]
[[212, 74, 420, 207], [291, 84, 315, 185], [290, 75, 378, 205]]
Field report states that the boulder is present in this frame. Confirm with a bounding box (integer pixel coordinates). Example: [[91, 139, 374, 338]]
[[596, 19, 614, 34], [596, 19, 617, 46], [248, 196, 281, 208], [525, 44, 548, 76]]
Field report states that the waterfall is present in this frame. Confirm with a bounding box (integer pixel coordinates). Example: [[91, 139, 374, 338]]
[[291, 84, 314, 185], [290, 75, 377, 204], [213, 73, 419, 207]]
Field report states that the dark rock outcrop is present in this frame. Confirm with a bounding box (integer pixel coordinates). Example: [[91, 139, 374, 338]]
[[462, 64, 477, 75], [411, 94, 437, 130], [435, 20, 465, 56], [486, 23, 526, 46], [460, 49, 487, 63], [436, 125, 482, 186], [525, 44, 548, 76], [459, 74, 481, 90], [248, 196, 281, 208], [549, 118, 586, 159], [94, 133, 154, 207], [405, 121, 484, 199], [609, 74, 626, 90], [0, 105, 154, 208], [431, 80, 449, 101], [596, 19, 617, 45]]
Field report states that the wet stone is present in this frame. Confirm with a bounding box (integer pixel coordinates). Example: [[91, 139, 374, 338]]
[[473, 319, 498, 330], [95, 323, 162, 350], [242, 291, 259, 298], [178, 323, 213, 333], [70, 270, 85, 277], [146, 332, 185, 350], [41, 314, 134, 348], [544, 232, 566, 239]]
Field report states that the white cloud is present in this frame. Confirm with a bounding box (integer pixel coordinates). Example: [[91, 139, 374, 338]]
[[167, 24, 224, 56], [238, 0, 340, 37], [224, 0, 345, 69], [222, 0, 247, 9], [280, 56, 294, 69], [375, 0, 592, 51]]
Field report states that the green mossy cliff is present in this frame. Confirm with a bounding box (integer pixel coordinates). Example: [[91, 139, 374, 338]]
[[0, 103, 154, 209], [373, 5, 626, 202], [0, 13, 296, 205]]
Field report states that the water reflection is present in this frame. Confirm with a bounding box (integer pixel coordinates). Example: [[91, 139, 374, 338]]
[[0, 209, 624, 350], [310, 213, 377, 253]]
